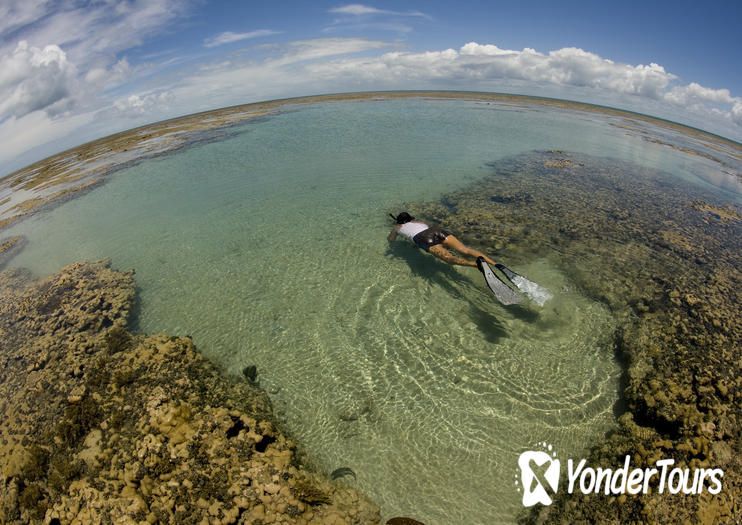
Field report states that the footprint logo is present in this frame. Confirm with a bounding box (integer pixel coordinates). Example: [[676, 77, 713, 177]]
[[515, 442, 560, 507]]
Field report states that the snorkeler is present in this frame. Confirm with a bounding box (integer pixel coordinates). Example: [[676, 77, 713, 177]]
[[387, 211, 552, 306], [387, 211, 498, 268]]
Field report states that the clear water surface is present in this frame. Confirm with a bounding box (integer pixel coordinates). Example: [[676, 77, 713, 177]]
[[5, 98, 739, 524]]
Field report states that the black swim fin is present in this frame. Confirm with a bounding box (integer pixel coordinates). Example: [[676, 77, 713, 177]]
[[476, 257, 523, 305]]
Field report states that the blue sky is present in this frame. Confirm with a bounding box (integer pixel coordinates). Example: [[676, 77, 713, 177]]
[[1, 0, 741, 175]]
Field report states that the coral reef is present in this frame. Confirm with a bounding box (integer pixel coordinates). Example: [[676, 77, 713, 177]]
[[404, 150, 742, 524], [0, 260, 379, 524]]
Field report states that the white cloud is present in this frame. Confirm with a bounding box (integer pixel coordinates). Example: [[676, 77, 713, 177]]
[[329, 4, 431, 19], [460, 43, 521, 57], [665, 82, 738, 105], [112, 91, 175, 115], [85, 57, 133, 86], [329, 4, 383, 16], [164, 38, 393, 108], [457, 43, 674, 98], [0, 41, 79, 118], [733, 102, 742, 126], [157, 38, 739, 141], [325, 4, 429, 37], [0, 109, 95, 170], [0, 1, 49, 36], [0, 0, 190, 67], [0, 0, 191, 123], [0, 0, 194, 174], [297, 42, 740, 136], [322, 22, 414, 35], [2, 13, 741, 176], [277, 37, 390, 64], [204, 30, 281, 48]]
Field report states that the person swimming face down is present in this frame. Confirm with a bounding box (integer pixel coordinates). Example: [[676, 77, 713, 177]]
[[387, 211, 497, 268]]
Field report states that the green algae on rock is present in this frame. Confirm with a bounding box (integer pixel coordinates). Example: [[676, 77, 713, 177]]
[[0, 260, 379, 524], [401, 150, 741, 524]]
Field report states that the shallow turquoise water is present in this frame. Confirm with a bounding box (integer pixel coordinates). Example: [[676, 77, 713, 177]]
[[4, 98, 740, 524]]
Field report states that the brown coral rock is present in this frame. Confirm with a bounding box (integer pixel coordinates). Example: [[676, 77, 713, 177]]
[[0, 260, 379, 524]]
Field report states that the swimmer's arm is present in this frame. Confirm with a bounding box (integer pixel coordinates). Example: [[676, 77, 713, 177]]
[[387, 226, 400, 243]]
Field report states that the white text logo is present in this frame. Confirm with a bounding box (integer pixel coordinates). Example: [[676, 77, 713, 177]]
[[516, 443, 724, 506]]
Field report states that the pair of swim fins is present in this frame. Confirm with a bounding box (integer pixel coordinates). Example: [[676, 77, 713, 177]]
[[476, 257, 552, 306]]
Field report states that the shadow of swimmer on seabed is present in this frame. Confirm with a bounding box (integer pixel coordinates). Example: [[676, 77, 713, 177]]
[[387, 212, 552, 306]]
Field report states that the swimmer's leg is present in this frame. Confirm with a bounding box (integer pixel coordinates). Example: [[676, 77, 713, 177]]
[[429, 244, 477, 267], [442, 235, 496, 265]]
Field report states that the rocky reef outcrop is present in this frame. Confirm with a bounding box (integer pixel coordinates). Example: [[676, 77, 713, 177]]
[[0, 259, 379, 524]]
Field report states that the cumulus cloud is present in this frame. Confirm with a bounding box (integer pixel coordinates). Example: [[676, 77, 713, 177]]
[[0, 0, 194, 173], [665, 82, 739, 105], [248, 38, 735, 138], [0, 41, 79, 118], [112, 91, 175, 115], [733, 102, 742, 126], [0, 0, 192, 123], [204, 30, 281, 48], [166, 37, 733, 135], [440, 43, 675, 98], [84, 57, 133, 86], [298, 41, 742, 131]]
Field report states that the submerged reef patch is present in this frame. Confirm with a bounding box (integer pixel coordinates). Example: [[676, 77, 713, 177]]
[[403, 151, 741, 523], [0, 259, 379, 523]]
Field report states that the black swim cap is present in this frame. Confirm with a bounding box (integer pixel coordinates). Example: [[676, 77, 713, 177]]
[[392, 212, 414, 224]]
